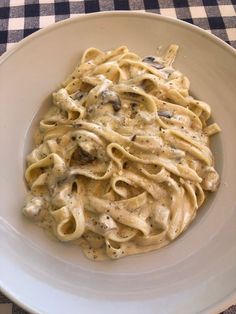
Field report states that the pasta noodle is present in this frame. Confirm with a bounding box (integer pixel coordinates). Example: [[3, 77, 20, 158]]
[[22, 45, 220, 260]]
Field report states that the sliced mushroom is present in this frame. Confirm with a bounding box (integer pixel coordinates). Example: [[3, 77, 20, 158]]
[[101, 89, 121, 112], [158, 110, 173, 119], [71, 147, 96, 165], [142, 56, 165, 70]]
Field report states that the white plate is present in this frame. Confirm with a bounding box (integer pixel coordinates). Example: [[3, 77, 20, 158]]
[[0, 12, 236, 314]]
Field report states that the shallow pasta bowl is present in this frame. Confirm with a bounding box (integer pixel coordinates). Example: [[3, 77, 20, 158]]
[[0, 11, 236, 314]]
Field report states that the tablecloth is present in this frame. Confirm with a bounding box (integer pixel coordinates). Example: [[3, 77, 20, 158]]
[[0, 0, 236, 313]]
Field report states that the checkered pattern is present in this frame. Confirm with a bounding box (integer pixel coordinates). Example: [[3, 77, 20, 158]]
[[0, 0, 236, 55], [0, 0, 236, 313]]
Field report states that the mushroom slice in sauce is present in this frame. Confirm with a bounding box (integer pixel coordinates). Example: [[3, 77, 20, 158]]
[[71, 146, 96, 165], [101, 89, 121, 112], [142, 56, 165, 70], [158, 110, 173, 119]]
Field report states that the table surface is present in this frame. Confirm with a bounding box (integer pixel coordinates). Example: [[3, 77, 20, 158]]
[[0, 0, 236, 313]]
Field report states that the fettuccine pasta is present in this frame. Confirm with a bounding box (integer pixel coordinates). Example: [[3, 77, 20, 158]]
[[22, 45, 220, 260]]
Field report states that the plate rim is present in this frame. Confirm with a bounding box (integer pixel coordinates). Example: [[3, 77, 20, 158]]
[[0, 10, 235, 314]]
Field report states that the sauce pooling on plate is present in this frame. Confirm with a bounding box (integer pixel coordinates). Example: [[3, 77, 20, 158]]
[[22, 45, 220, 260]]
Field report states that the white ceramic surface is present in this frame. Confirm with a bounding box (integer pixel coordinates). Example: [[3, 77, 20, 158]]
[[0, 12, 236, 314]]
